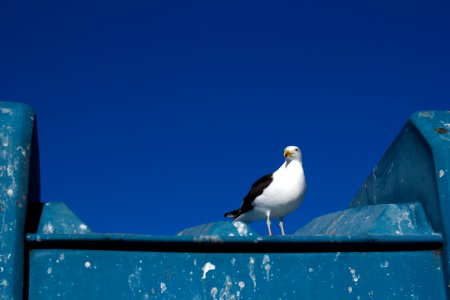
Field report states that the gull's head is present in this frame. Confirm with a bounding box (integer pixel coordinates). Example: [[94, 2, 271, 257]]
[[284, 146, 302, 162]]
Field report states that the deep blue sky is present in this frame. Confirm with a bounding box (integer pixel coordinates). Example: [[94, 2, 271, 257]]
[[1, 1, 449, 235]]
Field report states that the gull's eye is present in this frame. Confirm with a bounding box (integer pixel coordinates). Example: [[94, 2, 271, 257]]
[[295, 148, 299, 152]]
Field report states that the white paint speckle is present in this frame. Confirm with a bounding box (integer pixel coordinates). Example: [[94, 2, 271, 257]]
[[79, 224, 88, 231], [349, 268, 360, 283], [248, 257, 256, 289], [84, 261, 91, 268], [334, 252, 341, 261], [348, 286, 353, 293], [239, 281, 245, 289], [16, 146, 26, 157], [47, 267, 52, 274], [230, 257, 236, 266], [0, 279, 8, 287], [418, 111, 434, 118], [1, 108, 12, 115], [308, 267, 314, 273], [160, 282, 167, 293], [380, 261, 389, 268], [210, 287, 218, 300], [262, 255, 271, 280], [6, 189, 13, 197], [264, 263, 271, 280], [439, 169, 445, 178], [128, 267, 142, 293], [43, 223, 54, 234], [202, 262, 216, 280], [233, 221, 249, 236], [59, 253, 65, 261]]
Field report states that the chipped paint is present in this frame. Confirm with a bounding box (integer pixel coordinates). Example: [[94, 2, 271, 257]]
[[238, 281, 245, 289], [128, 266, 142, 294], [84, 261, 91, 268], [233, 221, 249, 236], [202, 262, 216, 280], [43, 223, 54, 234], [349, 268, 360, 283], [160, 282, 167, 293], [439, 169, 445, 178], [0, 108, 13, 115], [230, 257, 236, 266], [219, 275, 233, 299], [418, 111, 435, 118], [210, 287, 218, 300], [248, 257, 256, 289], [0, 279, 8, 287], [262, 255, 271, 281]]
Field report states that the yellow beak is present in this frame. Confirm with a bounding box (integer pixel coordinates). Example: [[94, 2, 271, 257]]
[[284, 150, 292, 157]]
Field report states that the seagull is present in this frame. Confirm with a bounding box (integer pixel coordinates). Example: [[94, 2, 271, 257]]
[[224, 146, 306, 236]]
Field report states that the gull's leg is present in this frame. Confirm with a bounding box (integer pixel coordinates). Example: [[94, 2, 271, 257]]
[[279, 217, 285, 236], [266, 211, 272, 236]]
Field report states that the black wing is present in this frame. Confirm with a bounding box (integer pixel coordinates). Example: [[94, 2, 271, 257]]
[[224, 173, 273, 219]]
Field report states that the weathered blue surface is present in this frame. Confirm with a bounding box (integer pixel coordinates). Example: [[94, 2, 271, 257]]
[[29, 249, 446, 299], [350, 111, 450, 291], [1, 104, 449, 299], [294, 202, 434, 236], [37, 202, 91, 235], [350, 111, 450, 232], [177, 221, 260, 239], [0, 102, 40, 299]]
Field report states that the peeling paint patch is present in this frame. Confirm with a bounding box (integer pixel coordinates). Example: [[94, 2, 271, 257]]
[[202, 262, 216, 280], [239, 281, 245, 289], [210, 287, 218, 300], [233, 221, 250, 236], [418, 111, 435, 118], [43, 223, 54, 234], [220, 275, 233, 299], [160, 282, 167, 293], [248, 257, 256, 289], [230, 257, 236, 266], [16, 146, 26, 157], [128, 266, 142, 294], [262, 255, 271, 281], [349, 268, 360, 283], [0, 108, 13, 115]]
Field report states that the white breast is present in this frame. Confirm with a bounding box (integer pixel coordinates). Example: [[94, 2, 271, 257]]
[[253, 160, 306, 218]]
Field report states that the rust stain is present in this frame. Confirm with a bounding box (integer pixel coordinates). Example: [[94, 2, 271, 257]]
[[435, 128, 449, 134]]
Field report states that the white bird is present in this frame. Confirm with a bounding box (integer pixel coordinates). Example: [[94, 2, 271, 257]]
[[224, 146, 306, 236]]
